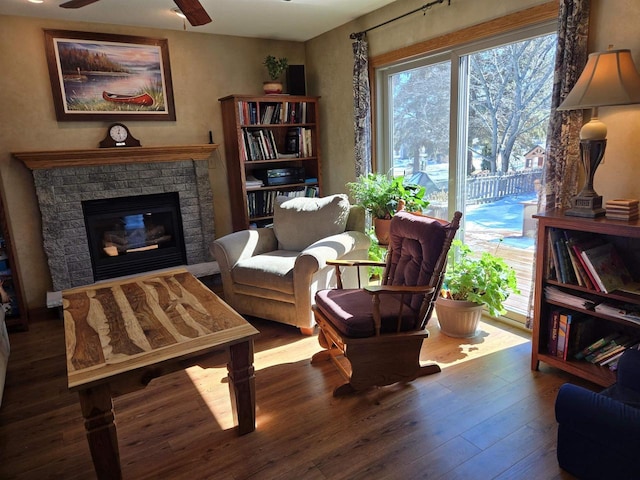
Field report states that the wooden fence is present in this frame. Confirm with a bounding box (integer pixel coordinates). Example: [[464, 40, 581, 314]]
[[465, 169, 542, 204]]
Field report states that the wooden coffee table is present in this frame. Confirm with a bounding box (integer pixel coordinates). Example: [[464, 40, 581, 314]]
[[62, 268, 259, 480]]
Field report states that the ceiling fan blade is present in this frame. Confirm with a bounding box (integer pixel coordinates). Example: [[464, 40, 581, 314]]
[[173, 0, 212, 26], [59, 0, 101, 8]]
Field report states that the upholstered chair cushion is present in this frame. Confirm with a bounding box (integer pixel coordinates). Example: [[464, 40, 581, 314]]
[[315, 212, 449, 338], [315, 288, 418, 338], [385, 214, 447, 312], [273, 194, 350, 251]]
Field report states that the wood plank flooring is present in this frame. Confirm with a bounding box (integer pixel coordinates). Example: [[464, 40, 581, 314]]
[[0, 308, 591, 479]]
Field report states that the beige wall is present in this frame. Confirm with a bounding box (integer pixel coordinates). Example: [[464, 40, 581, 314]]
[[0, 14, 304, 309], [307, 0, 640, 204], [4, 0, 640, 311]]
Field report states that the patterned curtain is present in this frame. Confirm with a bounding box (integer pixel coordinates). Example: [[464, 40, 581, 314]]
[[352, 33, 372, 177], [526, 0, 590, 329]]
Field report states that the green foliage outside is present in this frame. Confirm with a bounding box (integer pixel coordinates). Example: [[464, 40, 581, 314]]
[[441, 239, 519, 317], [347, 173, 429, 219]]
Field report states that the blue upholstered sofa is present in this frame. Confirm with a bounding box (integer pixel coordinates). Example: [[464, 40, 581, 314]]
[[555, 348, 640, 479]]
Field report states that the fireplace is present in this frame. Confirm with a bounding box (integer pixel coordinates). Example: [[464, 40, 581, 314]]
[[15, 147, 218, 292], [83, 192, 187, 282]]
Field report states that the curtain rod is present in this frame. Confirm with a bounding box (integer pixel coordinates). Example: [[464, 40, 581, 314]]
[[350, 0, 450, 39]]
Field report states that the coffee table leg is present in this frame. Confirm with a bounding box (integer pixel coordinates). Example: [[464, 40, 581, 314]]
[[78, 384, 122, 480], [227, 340, 256, 435]]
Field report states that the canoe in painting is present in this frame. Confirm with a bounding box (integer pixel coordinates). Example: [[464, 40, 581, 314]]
[[102, 91, 154, 107]]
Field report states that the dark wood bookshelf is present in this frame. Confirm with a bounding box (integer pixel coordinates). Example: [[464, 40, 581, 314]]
[[218, 94, 322, 231], [531, 209, 640, 387]]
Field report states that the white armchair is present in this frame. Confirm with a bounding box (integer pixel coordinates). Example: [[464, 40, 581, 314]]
[[212, 194, 370, 334]]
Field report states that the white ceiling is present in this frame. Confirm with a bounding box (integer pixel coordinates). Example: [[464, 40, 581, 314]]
[[0, 0, 398, 42]]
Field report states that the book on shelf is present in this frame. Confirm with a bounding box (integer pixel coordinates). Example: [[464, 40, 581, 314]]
[[245, 175, 263, 189], [544, 285, 598, 310], [606, 198, 639, 208], [585, 335, 639, 364], [553, 312, 592, 361], [595, 302, 640, 324], [563, 234, 594, 289], [580, 242, 634, 293], [242, 129, 279, 161], [556, 312, 571, 360], [548, 309, 560, 356], [606, 213, 639, 221], [547, 230, 559, 281], [605, 199, 639, 220], [567, 316, 595, 360], [549, 228, 575, 284], [575, 333, 621, 360]]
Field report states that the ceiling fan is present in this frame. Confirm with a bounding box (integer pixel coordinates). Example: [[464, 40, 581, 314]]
[[59, 0, 213, 27]]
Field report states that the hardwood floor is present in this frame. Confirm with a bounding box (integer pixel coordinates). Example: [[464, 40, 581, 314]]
[[0, 308, 590, 479]]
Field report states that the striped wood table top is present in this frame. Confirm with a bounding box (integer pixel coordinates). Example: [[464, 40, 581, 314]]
[[62, 268, 258, 390]]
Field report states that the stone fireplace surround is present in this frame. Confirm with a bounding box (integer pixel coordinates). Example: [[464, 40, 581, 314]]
[[14, 145, 218, 293]]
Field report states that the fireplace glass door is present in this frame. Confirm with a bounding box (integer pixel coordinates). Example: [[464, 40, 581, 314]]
[[83, 192, 187, 281]]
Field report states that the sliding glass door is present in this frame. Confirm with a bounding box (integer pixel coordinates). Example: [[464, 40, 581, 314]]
[[378, 23, 557, 321]]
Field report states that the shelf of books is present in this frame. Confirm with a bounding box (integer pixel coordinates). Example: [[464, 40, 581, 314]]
[[531, 209, 640, 387], [219, 94, 322, 231]]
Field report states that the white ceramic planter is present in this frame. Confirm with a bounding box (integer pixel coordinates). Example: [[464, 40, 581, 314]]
[[435, 297, 483, 338]]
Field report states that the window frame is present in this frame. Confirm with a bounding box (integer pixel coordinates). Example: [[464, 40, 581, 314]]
[[376, 21, 557, 217]]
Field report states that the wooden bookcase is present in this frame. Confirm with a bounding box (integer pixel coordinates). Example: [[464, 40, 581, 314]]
[[218, 94, 322, 231], [0, 192, 28, 331], [531, 209, 640, 387]]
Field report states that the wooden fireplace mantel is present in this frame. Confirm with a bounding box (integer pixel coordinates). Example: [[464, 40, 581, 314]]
[[12, 144, 219, 170]]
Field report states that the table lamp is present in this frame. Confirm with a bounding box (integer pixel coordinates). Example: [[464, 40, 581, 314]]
[[556, 48, 640, 217]]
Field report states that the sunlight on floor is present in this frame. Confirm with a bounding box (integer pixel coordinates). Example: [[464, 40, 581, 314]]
[[424, 316, 530, 369], [184, 317, 530, 427], [184, 334, 320, 430]]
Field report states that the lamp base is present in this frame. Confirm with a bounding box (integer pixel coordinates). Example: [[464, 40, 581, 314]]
[[565, 194, 606, 218], [565, 138, 607, 218]]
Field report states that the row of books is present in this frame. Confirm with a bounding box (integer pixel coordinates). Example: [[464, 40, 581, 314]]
[[237, 101, 310, 126], [547, 228, 639, 294], [241, 129, 279, 161], [286, 127, 313, 158], [247, 187, 319, 218], [547, 309, 640, 370], [605, 198, 639, 221], [575, 332, 640, 371]]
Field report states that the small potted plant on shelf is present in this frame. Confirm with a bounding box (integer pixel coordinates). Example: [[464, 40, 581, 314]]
[[346, 172, 428, 244], [263, 55, 288, 95], [435, 239, 519, 337]]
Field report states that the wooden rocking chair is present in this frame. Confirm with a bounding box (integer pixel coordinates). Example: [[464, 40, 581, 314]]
[[311, 210, 462, 396]]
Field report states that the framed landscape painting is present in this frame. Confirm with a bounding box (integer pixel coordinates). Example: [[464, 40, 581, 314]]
[[44, 30, 176, 121]]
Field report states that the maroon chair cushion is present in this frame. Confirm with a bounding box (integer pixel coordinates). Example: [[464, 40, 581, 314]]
[[315, 212, 449, 338], [385, 212, 447, 312], [315, 288, 419, 338]]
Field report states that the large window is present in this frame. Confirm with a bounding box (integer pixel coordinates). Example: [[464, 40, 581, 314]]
[[377, 22, 557, 322]]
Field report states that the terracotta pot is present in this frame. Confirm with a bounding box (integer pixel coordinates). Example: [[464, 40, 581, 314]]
[[263, 81, 283, 95], [434, 297, 483, 338], [374, 217, 391, 245]]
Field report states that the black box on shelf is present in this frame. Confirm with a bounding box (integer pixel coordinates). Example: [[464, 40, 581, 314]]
[[257, 167, 305, 186]]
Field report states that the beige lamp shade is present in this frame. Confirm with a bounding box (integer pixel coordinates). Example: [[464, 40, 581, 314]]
[[558, 49, 640, 110]]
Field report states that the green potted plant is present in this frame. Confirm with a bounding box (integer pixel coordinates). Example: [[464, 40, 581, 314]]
[[346, 173, 428, 244], [263, 55, 288, 94], [435, 239, 519, 337]]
